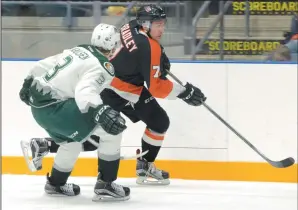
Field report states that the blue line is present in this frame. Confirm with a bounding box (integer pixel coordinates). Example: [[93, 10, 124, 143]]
[[1, 57, 297, 64], [1, 58, 41, 61], [170, 59, 298, 64]]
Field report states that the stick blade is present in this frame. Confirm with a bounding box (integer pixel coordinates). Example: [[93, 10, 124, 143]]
[[270, 157, 295, 168]]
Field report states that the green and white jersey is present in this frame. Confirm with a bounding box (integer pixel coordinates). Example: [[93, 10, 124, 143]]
[[28, 45, 115, 113]]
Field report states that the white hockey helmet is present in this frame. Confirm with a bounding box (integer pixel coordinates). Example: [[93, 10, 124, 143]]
[[91, 23, 120, 51]]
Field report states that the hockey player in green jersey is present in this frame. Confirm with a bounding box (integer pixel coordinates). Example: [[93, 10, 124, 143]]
[[19, 23, 130, 202]]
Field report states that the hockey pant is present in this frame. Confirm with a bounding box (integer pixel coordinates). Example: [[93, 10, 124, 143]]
[[100, 88, 170, 162], [30, 98, 122, 185]]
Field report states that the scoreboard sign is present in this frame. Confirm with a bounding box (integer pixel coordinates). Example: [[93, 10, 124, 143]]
[[209, 1, 298, 15], [196, 39, 282, 55], [229, 1, 298, 15]]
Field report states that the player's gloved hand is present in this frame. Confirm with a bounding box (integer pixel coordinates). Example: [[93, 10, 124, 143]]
[[94, 104, 127, 135], [19, 77, 34, 105], [177, 83, 207, 106], [160, 48, 171, 78]]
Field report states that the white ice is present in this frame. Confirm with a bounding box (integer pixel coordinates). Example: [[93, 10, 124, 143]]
[[2, 175, 297, 210]]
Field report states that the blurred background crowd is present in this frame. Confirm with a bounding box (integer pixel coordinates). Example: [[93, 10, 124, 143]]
[[2, 0, 298, 61]]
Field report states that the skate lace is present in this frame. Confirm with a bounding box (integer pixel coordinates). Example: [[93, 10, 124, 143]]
[[148, 162, 156, 173], [145, 162, 162, 177], [40, 150, 49, 156], [111, 182, 123, 193], [60, 183, 74, 193], [32, 151, 48, 165], [31, 139, 49, 163]]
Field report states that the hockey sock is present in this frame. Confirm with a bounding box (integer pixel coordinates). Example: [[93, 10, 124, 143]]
[[141, 128, 165, 162], [98, 158, 120, 182], [48, 167, 71, 186], [141, 139, 161, 162]]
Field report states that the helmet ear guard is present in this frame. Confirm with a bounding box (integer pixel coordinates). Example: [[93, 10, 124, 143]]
[[138, 20, 151, 31]]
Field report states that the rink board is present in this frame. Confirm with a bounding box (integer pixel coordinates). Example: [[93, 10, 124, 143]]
[[2, 156, 297, 183], [1, 60, 297, 183]]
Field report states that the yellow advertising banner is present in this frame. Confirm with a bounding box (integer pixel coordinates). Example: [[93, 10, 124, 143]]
[[196, 39, 282, 55], [230, 1, 298, 15]]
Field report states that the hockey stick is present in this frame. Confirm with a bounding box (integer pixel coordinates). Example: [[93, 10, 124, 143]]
[[166, 70, 295, 168], [87, 138, 149, 160], [20, 139, 149, 172]]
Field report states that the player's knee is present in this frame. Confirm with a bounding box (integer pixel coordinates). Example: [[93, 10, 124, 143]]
[[54, 142, 82, 172], [97, 133, 122, 161], [147, 110, 170, 134]]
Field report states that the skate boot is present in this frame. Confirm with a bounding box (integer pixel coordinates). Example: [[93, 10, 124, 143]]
[[93, 173, 130, 202], [136, 149, 170, 185], [44, 173, 80, 196], [20, 138, 50, 172]]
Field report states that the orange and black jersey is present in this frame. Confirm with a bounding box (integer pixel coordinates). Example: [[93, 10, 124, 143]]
[[108, 20, 185, 103]]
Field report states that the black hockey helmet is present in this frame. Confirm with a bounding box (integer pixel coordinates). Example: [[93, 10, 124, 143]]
[[136, 4, 166, 24]]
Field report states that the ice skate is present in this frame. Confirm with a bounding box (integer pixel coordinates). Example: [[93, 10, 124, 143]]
[[44, 173, 80, 196], [20, 138, 50, 172], [136, 149, 170, 185], [93, 173, 130, 202]]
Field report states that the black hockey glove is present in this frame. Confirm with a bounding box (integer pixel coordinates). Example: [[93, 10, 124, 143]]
[[160, 48, 171, 78], [177, 83, 207, 106], [19, 77, 34, 106], [94, 104, 127, 135]]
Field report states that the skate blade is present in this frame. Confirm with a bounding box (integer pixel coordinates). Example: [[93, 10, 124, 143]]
[[92, 194, 130, 202], [20, 140, 37, 172], [45, 192, 78, 197], [136, 177, 170, 186], [45, 192, 72, 197]]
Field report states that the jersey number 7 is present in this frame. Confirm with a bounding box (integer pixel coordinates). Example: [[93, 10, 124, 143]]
[[153, 65, 160, 78]]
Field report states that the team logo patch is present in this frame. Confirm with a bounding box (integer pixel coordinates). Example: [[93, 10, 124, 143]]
[[144, 6, 151, 12], [103, 62, 115, 76]]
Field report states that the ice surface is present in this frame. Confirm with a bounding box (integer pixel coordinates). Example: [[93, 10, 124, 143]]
[[2, 175, 297, 210]]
